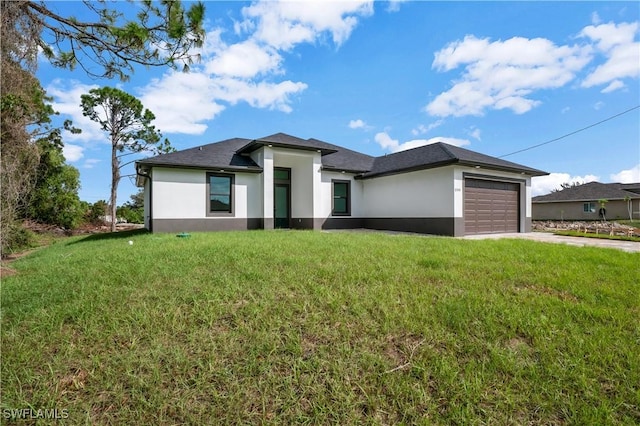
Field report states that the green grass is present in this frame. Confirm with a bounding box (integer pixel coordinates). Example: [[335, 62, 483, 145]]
[[618, 220, 640, 229], [554, 230, 640, 242], [2, 230, 639, 424]]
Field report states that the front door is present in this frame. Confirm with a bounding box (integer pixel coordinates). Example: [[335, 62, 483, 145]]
[[274, 183, 290, 228]]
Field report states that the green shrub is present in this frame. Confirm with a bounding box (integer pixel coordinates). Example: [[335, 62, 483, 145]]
[[1, 223, 36, 256]]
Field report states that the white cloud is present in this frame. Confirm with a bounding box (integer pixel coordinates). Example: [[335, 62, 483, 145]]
[[142, 74, 307, 121], [349, 119, 367, 129], [205, 40, 282, 78], [210, 77, 308, 112], [194, 28, 225, 57], [374, 132, 399, 150], [468, 127, 481, 141], [580, 21, 637, 52], [591, 12, 602, 25], [593, 101, 604, 110], [601, 80, 625, 93], [139, 71, 226, 135], [580, 21, 640, 89], [426, 35, 592, 117], [531, 173, 599, 196], [561, 106, 571, 114], [46, 80, 104, 143], [62, 144, 84, 162], [240, 1, 374, 50], [411, 120, 444, 135], [411, 125, 424, 136], [610, 164, 640, 183], [82, 158, 101, 169], [387, 0, 407, 13], [374, 131, 470, 153]]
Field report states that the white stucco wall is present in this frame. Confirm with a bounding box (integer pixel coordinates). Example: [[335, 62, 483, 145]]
[[361, 167, 455, 217], [151, 167, 261, 219], [241, 173, 262, 218], [312, 155, 324, 219], [262, 148, 274, 221], [273, 149, 318, 218], [319, 171, 364, 218]]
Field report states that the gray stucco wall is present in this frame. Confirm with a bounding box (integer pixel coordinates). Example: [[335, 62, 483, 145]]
[[533, 200, 639, 220]]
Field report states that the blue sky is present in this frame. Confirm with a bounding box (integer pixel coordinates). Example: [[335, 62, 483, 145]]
[[37, 1, 640, 204]]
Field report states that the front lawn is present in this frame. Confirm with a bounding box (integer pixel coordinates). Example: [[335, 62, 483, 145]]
[[2, 230, 639, 424]]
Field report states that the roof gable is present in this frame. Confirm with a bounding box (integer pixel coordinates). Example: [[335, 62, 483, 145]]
[[533, 181, 640, 202], [237, 132, 338, 156], [360, 142, 547, 178], [137, 138, 261, 172]]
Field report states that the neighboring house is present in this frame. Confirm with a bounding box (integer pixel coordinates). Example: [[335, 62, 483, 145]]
[[135, 133, 547, 236], [532, 182, 640, 220]]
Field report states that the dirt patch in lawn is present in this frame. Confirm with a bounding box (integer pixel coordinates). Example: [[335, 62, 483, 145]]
[[513, 284, 579, 303], [1, 249, 39, 278], [0, 266, 18, 278]]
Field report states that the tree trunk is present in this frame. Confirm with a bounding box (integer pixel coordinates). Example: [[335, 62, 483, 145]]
[[110, 141, 119, 232]]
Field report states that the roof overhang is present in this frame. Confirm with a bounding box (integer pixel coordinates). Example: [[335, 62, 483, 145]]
[[135, 161, 263, 174], [357, 160, 548, 180], [321, 166, 370, 174], [236, 140, 338, 156], [457, 160, 549, 177]]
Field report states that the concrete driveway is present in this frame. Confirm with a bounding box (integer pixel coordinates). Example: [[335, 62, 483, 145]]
[[462, 232, 640, 253]]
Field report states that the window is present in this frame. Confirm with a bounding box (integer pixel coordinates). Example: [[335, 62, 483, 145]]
[[332, 180, 350, 215], [207, 173, 233, 215], [583, 202, 596, 213], [274, 168, 290, 181]]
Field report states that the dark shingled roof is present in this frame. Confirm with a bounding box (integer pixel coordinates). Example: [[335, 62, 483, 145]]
[[137, 133, 546, 178], [137, 138, 262, 172], [237, 133, 339, 156], [620, 183, 640, 194], [533, 181, 640, 202], [307, 138, 375, 173], [361, 142, 547, 178]]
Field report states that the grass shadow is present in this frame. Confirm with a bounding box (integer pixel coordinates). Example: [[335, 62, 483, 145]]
[[68, 228, 149, 245]]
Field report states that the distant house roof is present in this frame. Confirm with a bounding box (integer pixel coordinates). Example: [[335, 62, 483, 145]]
[[620, 183, 640, 194], [533, 181, 640, 203], [137, 133, 546, 178]]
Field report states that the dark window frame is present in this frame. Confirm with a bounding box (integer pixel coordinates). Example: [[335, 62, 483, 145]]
[[273, 167, 291, 228], [206, 172, 234, 217], [583, 202, 596, 213], [332, 179, 351, 216]]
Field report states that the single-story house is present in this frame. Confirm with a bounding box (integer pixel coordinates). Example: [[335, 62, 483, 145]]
[[135, 133, 547, 236], [532, 181, 640, 221]]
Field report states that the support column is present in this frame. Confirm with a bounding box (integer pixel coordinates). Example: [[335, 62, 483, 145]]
[[263, 147, 274, 229], [311, 151, 323, 229]]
